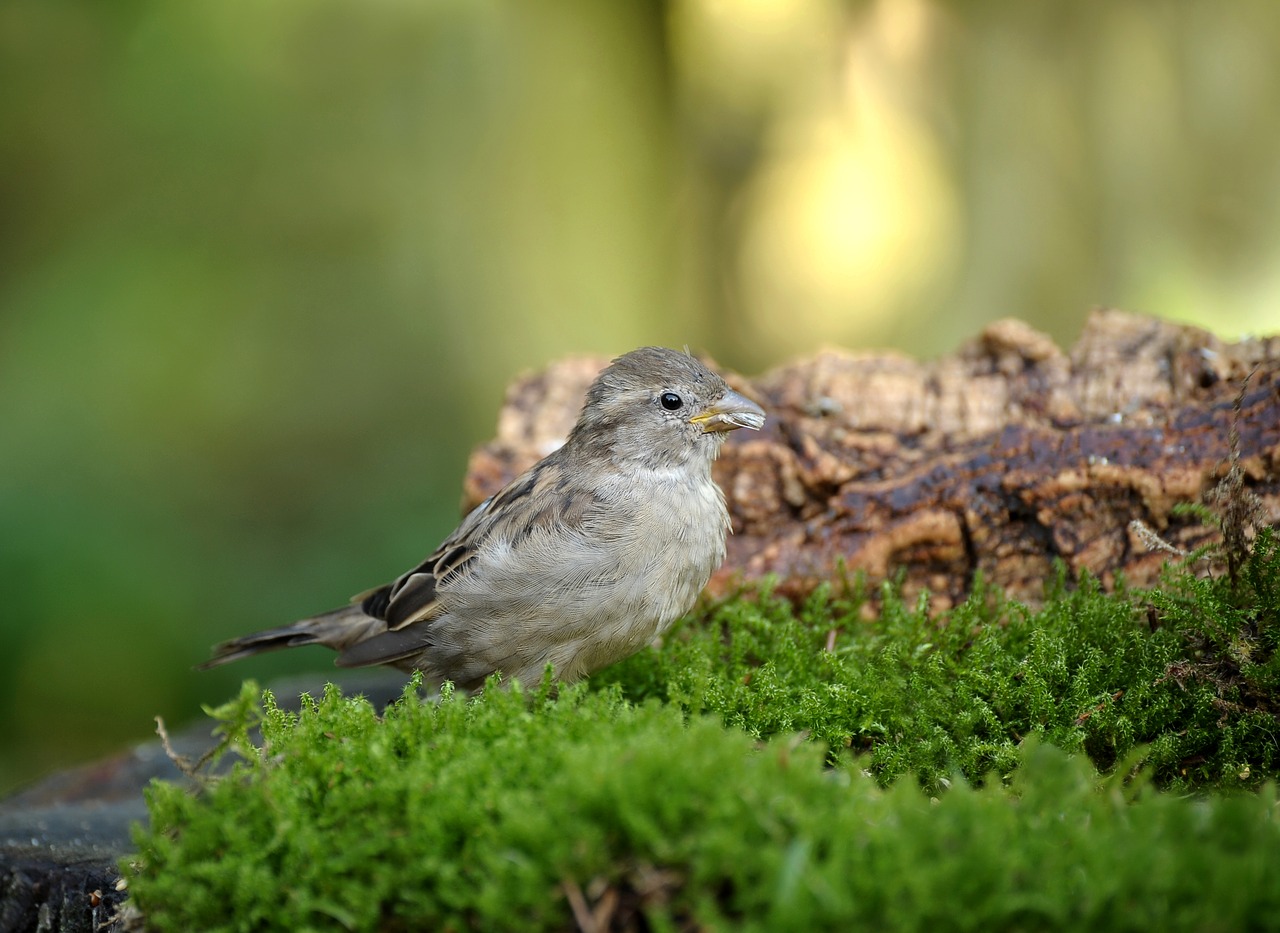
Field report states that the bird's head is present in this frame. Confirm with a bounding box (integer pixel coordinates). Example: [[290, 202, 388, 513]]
[[570, 347, 766, 470]]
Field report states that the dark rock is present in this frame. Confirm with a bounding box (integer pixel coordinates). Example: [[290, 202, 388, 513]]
[[0, 671, 406, 932]]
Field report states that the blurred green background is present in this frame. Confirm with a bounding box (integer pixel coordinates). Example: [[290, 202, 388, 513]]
[[3, 0, 1279, 793]]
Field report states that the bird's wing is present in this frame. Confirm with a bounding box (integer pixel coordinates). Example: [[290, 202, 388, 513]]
[[353, 501, 489, 631], [336, 452, 609, 673], [349, 450, 596, 633]]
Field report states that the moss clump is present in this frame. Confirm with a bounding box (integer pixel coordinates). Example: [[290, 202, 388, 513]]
[[128, 520, 1280, 930], [601, 533, 1280, 792], [128, 680, 1280, 933], [1145, 526, 1280, 764]]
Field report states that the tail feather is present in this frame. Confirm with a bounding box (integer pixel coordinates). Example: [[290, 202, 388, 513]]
[[198, 606, 385, 670]]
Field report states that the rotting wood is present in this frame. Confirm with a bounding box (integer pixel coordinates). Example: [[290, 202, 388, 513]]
[[464, 311, 1280, 610]]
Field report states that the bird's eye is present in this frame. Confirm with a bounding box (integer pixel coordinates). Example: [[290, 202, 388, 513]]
[[660, 392, 684, 411]]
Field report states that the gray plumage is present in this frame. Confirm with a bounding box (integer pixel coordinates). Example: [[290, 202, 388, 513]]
[[202, 347, 766, 691]]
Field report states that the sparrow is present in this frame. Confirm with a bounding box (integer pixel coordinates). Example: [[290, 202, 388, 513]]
[[201, 347, 766, 691]]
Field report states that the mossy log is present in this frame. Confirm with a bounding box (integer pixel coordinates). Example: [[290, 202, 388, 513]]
[[465, 310, 1280, 611], [5, 311, 1278, 931]]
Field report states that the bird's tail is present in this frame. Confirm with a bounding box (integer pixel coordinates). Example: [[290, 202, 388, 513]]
[[198, 606, 384, 670]]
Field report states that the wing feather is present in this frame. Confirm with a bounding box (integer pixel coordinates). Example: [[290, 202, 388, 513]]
[[340, 452, 599, 670]]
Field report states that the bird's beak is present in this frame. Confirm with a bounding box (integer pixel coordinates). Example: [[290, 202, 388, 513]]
[[690, 389, 767, 434]]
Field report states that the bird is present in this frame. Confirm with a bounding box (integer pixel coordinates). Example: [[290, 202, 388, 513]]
[[201, 347, 766, 692]]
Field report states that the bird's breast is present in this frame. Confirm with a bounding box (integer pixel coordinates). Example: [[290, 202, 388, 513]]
[[614, 467, 729, 619]]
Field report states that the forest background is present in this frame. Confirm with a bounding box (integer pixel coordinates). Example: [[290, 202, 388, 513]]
[[3, 0, 1279, 793]]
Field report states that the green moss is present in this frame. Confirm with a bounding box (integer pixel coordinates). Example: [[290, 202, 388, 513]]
[[601, 539, 1279, 791], [127, 526, 1280, 930], [129, 681, 1280, 933]]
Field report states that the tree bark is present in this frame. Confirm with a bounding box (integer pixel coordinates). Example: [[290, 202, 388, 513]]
[[464, 310, 1280, 610]]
